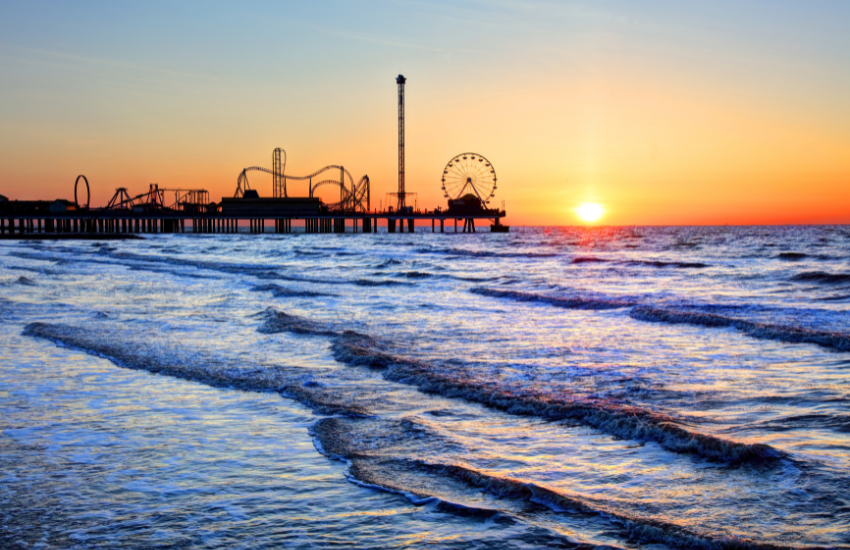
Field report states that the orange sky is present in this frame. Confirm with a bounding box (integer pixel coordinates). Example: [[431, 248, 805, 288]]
[[1, 2, 848, 225]]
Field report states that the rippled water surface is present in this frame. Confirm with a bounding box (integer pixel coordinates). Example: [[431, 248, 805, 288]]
[[2, 226, 849, 549]]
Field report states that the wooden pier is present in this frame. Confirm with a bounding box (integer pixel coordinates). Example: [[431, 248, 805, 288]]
[[0, 202, 508, 237]]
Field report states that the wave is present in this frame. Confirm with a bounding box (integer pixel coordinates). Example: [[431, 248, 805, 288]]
[[23, 305, 787, 467], [252, 311, 780, 463], [22, 320, 371, 417], [470, 287, 636, 310], [790, 271, 850, 285], [776, 252, 835, 261], [13, 250, 418, 288], [312, 417, 799, 550], [250, 284, 336, 298], [399, 460, 796, 550], [374, 259, 403, 268], [328, 331, 780, 464], [451, 274, 500, 282], [745, 413, 850, 434], [474, 288, 849, 352], [21, 316, 817, 548], [353, 278, 413, 287], [127, 265, 222, 280], [624, 260, 709, 269], [415, 247, 558, 259], [257, 308, 337, 337], [396, 271, 433, 279], [14, 276, 37, 286], [776, 252, 808, 261], [630, 307, 850, 352], [280, 384, 374, 417], [568, 257, 708, 269], [24, 322, 294, 392], [571, 256, 609, 264]]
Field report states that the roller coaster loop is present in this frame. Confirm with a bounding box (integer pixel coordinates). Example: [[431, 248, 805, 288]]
[[75, 175, 90, 209]]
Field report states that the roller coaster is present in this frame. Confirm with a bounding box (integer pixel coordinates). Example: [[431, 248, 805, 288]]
[[106, 184, 211, 213], [234, 148, 370, 213]]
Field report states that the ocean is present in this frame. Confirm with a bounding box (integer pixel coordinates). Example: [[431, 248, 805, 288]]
[[1, 226, 848, 549]]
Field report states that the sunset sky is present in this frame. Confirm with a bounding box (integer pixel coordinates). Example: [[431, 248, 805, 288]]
[[1, 1, 848, 225]]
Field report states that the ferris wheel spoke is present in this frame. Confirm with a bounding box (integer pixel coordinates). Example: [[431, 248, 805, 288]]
[[470, 163, 487, 182], [467, 167, 488, 195]]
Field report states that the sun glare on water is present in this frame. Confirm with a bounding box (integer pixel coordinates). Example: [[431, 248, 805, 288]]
[[576, 203, 605, 223]]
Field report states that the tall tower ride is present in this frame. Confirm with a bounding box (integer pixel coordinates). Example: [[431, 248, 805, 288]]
[[396, 74, 406, 211]]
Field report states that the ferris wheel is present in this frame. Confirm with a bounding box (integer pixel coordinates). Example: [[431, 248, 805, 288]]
[[441, 153, 497, 203]]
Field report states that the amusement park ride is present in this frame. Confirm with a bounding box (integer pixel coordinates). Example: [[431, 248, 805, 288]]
[[0, 75, 508, 237]]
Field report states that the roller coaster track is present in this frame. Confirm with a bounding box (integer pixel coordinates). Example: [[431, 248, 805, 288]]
[[235, 164, 370, 213], [106, 185, 210, 211]]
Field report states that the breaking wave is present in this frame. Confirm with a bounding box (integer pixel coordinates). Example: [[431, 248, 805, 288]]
[[327, 331, 780, 464], [22, 320, 372, 417], [252, 308, 781, 463], [23, 322, 296, 393], [312, 417, 801, 550], [630, 307, 850, 352], [257, 308, 337, 336], [393, 461, 801, 550]]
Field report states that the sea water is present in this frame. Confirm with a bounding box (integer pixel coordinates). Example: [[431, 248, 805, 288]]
[[1, 226, 848, 549]]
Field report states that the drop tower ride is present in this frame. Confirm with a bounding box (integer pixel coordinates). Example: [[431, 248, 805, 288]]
[[396, 74, 406, 211]]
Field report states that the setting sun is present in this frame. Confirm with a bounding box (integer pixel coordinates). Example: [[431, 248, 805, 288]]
[[576, 203, 605, 223]]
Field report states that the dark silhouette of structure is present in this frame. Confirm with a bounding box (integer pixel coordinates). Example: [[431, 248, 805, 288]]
[[0, 167, 505, 236], [1, 75, 508, 237], [74, 175, 90, 209], [396, 74, 407, 211], [272, 148, 286, 198], [234, 152, 369, 214], [442, 153, 497, 204]]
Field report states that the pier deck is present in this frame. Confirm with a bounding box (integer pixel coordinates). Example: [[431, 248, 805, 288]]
[[0, 207, 508, 235]]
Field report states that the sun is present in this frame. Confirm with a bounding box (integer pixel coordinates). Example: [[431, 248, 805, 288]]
[[575, 203, 605, 223]]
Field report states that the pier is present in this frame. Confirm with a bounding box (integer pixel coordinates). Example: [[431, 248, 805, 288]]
[[0, 195, 508, 237], [0, 75, 509, 237]]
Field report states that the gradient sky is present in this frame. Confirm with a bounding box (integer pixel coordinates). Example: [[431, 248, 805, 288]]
[[1, 1, 848, 225]]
